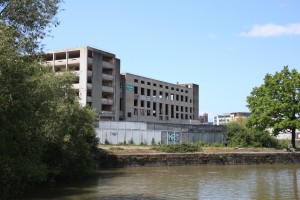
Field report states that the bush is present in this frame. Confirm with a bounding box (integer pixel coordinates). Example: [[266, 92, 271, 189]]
[[151, 143, 202, 153], [226, 122, 279, 148]]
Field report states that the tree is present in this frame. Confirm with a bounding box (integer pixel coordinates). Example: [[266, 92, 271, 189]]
[[247, 66, 300, 148], [226, 121, 279, 148], [0, 0, 63, 54]]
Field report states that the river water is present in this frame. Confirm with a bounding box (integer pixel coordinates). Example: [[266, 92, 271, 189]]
[[22, 165, 300, 200]]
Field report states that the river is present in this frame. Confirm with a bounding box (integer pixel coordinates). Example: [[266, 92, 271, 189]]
[[22, 164, 300, 200]]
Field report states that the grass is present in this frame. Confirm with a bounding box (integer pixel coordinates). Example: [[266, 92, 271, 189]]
[[151, 143, 202, 153]]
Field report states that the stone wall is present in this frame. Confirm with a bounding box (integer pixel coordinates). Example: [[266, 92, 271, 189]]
[[97, 153, 300, 168]]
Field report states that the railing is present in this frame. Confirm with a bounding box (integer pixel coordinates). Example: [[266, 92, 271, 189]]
[[102, 73, 113, 80], [103, 61, 114, 69], [102, 86, 113, 93], [102, 98, 113, 105]]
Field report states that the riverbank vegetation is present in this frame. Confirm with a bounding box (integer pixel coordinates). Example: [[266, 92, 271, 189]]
[[0, 1, 99, 199], [226, 121, 280, 148]]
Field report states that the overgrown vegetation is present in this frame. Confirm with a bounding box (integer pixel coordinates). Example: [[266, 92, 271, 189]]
[[226, 121, 279, 148], [151, 143, 202, 153], [0, 1, 99, 199]]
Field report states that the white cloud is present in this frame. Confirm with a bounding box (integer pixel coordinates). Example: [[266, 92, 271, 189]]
[[240, 23, 300, 37]]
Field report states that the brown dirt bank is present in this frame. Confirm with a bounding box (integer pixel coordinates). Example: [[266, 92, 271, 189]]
[[99, 145, 288, 155]]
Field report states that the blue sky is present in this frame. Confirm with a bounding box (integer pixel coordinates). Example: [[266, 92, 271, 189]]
[[44, 0, 300, 121]]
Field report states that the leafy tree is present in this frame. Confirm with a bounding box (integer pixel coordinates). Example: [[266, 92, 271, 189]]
[[226, 121, 279, 148], [0, 1, 99, 198], [247, 66, 300, 148], [0, 0, 63, 54]]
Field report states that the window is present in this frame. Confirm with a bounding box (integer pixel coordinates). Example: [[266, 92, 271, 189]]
[[147, 89, 151, 96], [176, 88, 179, 91], [134, 79, 138, 83], [153, 90, 157, 97], [141, 80, 145, 84], [159, 91, 163, 99], [134, 86, 138, 94], [147, 101, 151, 108], [140, 109, 145, 116], [153, 83, 157, 86], [176, 94, 179, 101], [153, 102, 157, 117], [185, 96, 188, 102], [141, 100, 145, 107], [165, 92, 169, 99], [176, 105, 179, 111], [181, 95, 183, 102], [159, 103, 163, 115], [147, 110, 151, 116], [171, 94, 174, 100], [127, 112, 132, 117], [134, 108, 138, 115], [159, 84, 163, 88], [141, 88, 145, 95], [147, 82, 151, 85], [134, 99, 138, 106], [165, 86, 169, 89]]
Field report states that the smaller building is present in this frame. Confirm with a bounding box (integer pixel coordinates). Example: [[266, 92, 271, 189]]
[[199, 113, 208, 124], [213, 112, 250, 125]]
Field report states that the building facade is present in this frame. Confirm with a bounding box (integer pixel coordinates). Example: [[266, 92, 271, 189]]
[[45, 46, 199, 124], [213, 112, 250, 125], [45, 46, 121, 120], [120, 73, 199, 124]]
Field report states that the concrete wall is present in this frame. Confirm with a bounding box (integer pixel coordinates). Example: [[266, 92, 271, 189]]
[[96, 121, 225, 145], [97, 152, 300, 168]]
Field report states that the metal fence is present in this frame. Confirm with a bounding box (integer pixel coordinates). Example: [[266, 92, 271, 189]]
[[96, 121, 226, 145]]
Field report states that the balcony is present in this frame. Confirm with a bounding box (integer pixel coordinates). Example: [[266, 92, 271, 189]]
[[87, 96, 92, 102], [103, 61, 114, 69], [87, 83, 92, 90], [102, 86, 113, 93], [102, 73, 113, 81], [73, 84, 80, 90], [102, 98, 113, 105]]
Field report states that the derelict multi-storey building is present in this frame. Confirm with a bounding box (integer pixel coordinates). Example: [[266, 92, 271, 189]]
[[120, 73, 199, 124], [45, 46, 120, 121], [45, 46, 199, 124]]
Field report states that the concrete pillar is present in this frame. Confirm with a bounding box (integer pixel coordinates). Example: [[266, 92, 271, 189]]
[[79, 47, 88, 107], [92, 52, 102, 114]]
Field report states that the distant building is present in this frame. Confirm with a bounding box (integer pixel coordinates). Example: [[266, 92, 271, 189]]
[[213, 112, 250, 125], [199, 113, 208, 123]]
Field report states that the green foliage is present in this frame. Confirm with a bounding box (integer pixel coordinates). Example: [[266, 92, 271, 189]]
[[151, 138, 156, 146], [129, 138, 134, 145], [247, 66, 300, 147], [226, 122, 279, 148], [151, 143, 202, 153], [0, 56, 98, 198], [0, 0, 63, 54]]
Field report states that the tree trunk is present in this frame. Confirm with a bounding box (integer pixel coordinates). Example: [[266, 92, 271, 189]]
[[291, 128, 296, 148]]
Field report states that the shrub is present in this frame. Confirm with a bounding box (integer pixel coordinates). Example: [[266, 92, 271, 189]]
[[151, 143, 202, 153]]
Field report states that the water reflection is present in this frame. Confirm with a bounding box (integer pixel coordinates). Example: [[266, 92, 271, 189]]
[[21, 165, 300, 200]]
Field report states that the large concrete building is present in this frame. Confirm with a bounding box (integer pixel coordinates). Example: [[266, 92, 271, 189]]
[[120, 73, 199, 124], [45, 46, 199, 124], [44, 46, 120, 120]]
